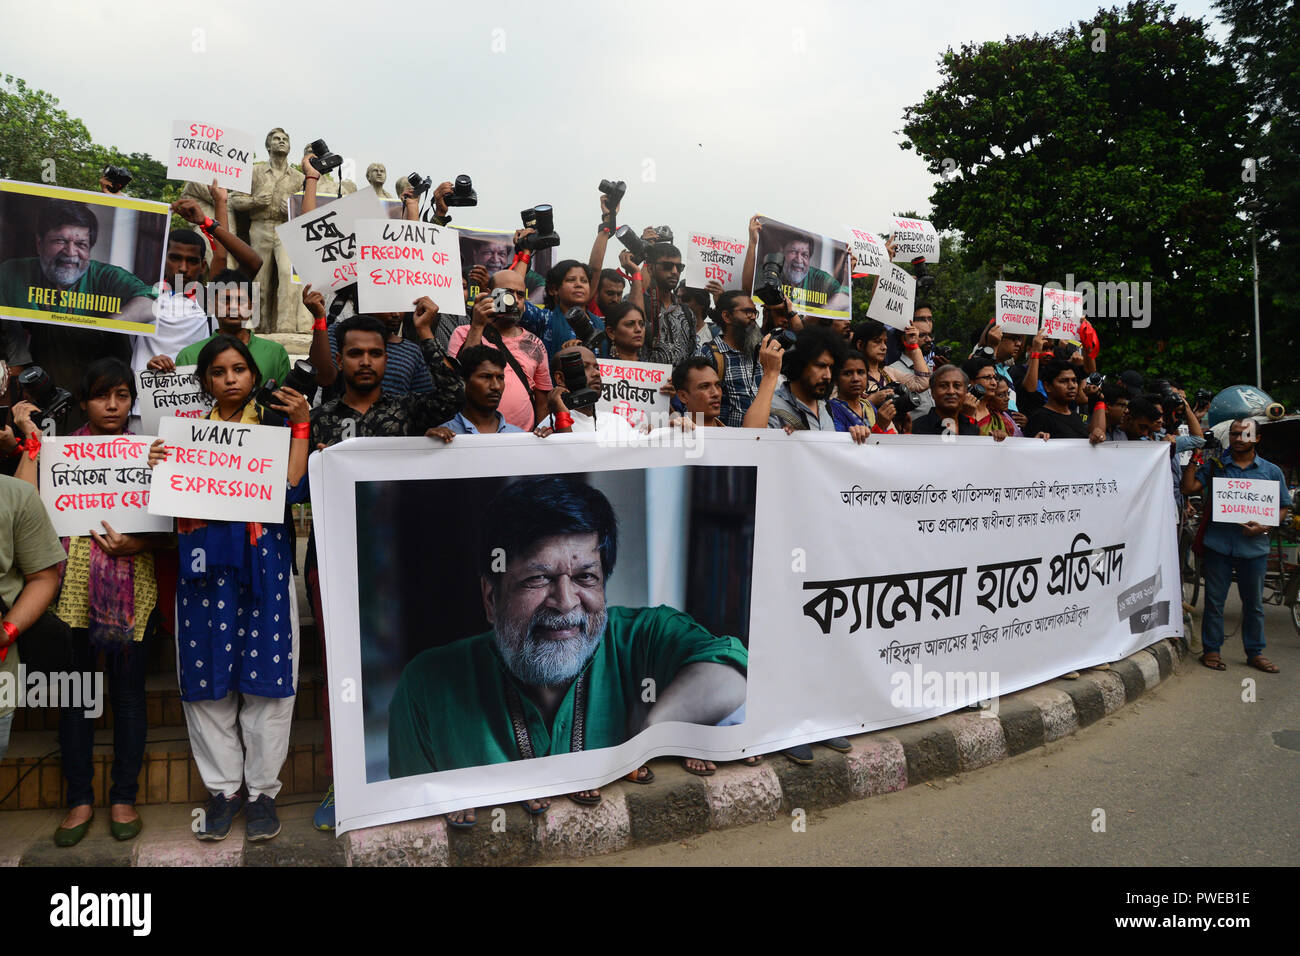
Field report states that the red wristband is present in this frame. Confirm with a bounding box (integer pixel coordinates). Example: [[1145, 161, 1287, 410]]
[[905, 343, 920, 351], [1092, 402, 1107, 413], [631, 272, 643, 283], [554, 411, 574, 430], [512, 251, 532, 267], [20, 434, 40, 461], [0, 620, 17, 663], [312, 316, 327, 332], [290, 422, 310, 440]]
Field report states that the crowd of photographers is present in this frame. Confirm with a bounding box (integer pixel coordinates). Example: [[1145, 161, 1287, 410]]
[[0, 170, 1269, 848]]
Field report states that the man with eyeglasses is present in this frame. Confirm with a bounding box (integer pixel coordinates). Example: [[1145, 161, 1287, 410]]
[[1181, 419, 1292, 674], [695, 291, 764, 427], [639, 243, 695, 366]]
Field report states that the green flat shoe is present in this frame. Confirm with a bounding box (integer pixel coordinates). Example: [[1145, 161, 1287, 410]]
[[54, 814, 93, 847], [110, 815, 143, 841]]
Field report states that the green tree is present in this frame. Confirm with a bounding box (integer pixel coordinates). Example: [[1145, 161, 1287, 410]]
[[900, 1, 1256, 395], [1215, 0, 1300, 406], [0, 75, 174, 202]]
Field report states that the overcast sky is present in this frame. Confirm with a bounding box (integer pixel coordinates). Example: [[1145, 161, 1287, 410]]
[[1, 0, 1224, 250]]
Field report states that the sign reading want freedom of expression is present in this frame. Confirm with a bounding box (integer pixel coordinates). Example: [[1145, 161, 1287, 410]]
[[865, 261, 916, 331], [148, 418, 290, 524], [136, 365, 212, 435], [39, 436, 172, 538], [995, 281, 1043, 336], [355, 219, 464, 314], [595, 359, 673, 429], [167, 121, 255, 191], [889, 217, 941, 263], [685, 233, 746, 292], [1211, 477, 1281, 526], [313, 435, 1180, 834], [277, 188, 386, 294]]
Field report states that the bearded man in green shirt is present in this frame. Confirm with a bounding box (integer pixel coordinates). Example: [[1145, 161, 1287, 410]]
[[387, 475, 748, 781]]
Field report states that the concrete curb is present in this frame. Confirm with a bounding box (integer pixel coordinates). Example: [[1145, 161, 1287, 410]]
[[15, 638, 1185, 867]]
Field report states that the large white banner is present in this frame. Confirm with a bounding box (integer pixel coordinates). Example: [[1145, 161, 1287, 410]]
[[312, 434, 1180, 835]]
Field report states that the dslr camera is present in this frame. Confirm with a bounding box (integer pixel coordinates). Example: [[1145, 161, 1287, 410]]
[[755, 254, 786, 306], [1085, 372, 1104, 388], [614, 225, 647, 263], [564, 306, 603, 351], [885, 381, 916, 415], [599, 179, 626, 210], [490, 287, 521, 316], [444, 175, 477, 207], [256, 360, 319, 418], [17, 366, 73, 425], [307, 139, 343, 176], [645, 225, 674, 246], [101, 165, 133, 193], [406, 172, 432, 197], [519, 206, 560, 251], [559, 349, 600, 410], [770, 328, 798, 350], [967, 382, 986, 401], [910, 257, 936, 293], [1194, 388, 1213, 408]]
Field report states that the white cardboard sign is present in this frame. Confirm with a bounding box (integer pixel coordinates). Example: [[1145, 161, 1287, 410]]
[[995, 281, 1042, 336], [39, 436, 172, 537], [684, 233, 746, 291], [595, 359, 674, 429], [847, 226, 888, 276], [865, 261, 916, 330], [148, 417, 290, 524], [277, 189, 387, 294], [1212, 477, 1280, 526], [1041, 287, 1083, 340], [167, 121, 256, 191], [889, 217, 941, 263], [356, 219, 464, 314], [136, 365, 213, 435]]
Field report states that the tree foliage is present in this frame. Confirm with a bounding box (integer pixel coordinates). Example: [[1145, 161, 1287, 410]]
[[901, 1, 1262, 397]]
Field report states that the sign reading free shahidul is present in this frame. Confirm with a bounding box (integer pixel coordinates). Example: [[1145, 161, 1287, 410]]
[[39, 435, 173, 537], [148, 417, 290, 523], [1212, 477, 1281, 526], [846, 226, 889, 277], [167, 121, 256, 191], [355, 219, 464, 314], [865, 260, 916, 331]]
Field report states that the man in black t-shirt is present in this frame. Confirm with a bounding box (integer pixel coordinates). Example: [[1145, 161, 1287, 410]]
[[1024, 361, 1105, 442], [913, 365, 982, 436]]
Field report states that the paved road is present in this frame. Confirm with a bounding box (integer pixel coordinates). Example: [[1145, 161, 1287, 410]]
[[571, 601, 1300, 866]]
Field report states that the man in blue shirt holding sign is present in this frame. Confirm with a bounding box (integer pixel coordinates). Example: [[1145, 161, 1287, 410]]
[[1182, 419, 1293, 673]]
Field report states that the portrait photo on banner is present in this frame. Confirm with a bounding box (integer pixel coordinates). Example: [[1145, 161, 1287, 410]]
[[455, 227, 552, 304], [0, 181, 167, 330], [750, 215, 851, 320], [356, 465, 757, 783]]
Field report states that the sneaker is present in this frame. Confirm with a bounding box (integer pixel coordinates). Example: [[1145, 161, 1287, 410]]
[[820, 737, 853, 753], [313, 784, 336, 831], [196, 792, 244, 842], [783, 744, 815, 765], [245, 794, 281, 842]]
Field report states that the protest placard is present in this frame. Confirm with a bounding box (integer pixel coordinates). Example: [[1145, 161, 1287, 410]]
[[39, 435, 172, 537], [995, 280, 1043, 336], [167, 121, 255, 192], [595, 359, 673, 428], [865, 261, 916, 330], [1041, 287, 1083, 339], [889, 217, 941, 263], [846, 226, 888, 277], [287, 193, 403, 223], [0, 181, 166, 335], [356, 219, 464, 314], [148, 417, 290, 524], [1211, 477, 1280, 526], [276, 188, 386, 294], [750, 215, 851, 320], [685, 233, 747, 292], [137, 365, 212, 434]]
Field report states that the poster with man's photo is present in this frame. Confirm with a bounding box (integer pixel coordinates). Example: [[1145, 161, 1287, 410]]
[[750, 215, 851, 320], [0, 181, 167, 335], [353, 464, 755, 784], [455, 226, 552, 306]]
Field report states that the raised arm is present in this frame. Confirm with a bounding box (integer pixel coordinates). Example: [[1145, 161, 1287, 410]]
[[741, 215, 761, 292], [410, 296, 466, 427], [173, 184, 262, 278], [303, 284, 337, 387]]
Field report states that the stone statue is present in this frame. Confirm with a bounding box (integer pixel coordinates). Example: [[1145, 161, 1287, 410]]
[[229, 128, 305, 333], [365, 163, 395, 199], [395, 175, 413, 199]]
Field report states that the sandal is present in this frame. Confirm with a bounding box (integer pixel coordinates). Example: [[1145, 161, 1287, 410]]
[[681, 757, 716, 777], [520, 798, 550, 816], [1246, 655, 1279, 673], [568, 790, 602, 807], [624, 765, 655, 784], [741, 755, 763, 766], [445, 808, 477, 829], [1199, 652, 1227, 671]]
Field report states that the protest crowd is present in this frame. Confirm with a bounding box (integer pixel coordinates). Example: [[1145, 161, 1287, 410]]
[[0, 151, 1292, 848]]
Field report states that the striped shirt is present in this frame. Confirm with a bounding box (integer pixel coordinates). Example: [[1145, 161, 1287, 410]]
[[329, 326, 433, 395]]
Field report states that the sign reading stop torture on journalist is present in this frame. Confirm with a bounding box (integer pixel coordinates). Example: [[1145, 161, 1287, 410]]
[[167, 121, 256, 191], [148, 417, 290, 524], [356, 219, 464, 314], [39, 435, 173, 538], [1211, 477, 1281, 526]]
